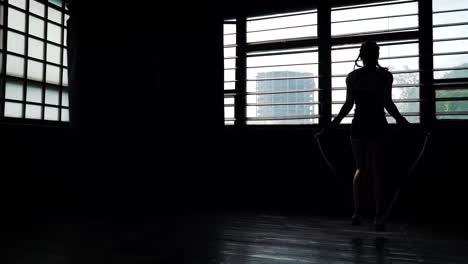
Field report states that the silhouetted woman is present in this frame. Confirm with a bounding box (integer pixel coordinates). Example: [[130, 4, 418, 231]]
[[322, 41, 410, 231]]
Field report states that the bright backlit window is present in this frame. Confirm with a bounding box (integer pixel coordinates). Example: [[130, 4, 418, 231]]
[[0, 0, 69, 123]]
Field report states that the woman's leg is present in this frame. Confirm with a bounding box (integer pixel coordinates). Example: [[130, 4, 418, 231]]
[[351, 138, 370, 216], [369, 138, 385, 230]]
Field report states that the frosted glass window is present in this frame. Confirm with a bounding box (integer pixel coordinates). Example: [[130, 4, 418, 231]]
[[10, 0, 26, 9], [4, 102, 23, 118], [61, 108, 69, 121], [8, 8, 26, 32], [30, 0, 45, 17], [27, 60, 44, 81], [27, 83, 42, 103], [48, 7, 62, 23], [0, 5, 3, 26], [0, 29, 3, 49], [7, 55, 25, 77], [62, 90, 69, 106], [46, 64, 60, 84], [5, 80, 23, 100], [44, 106, 58, 120], [7, 31, 24, 54], [47, 22, 61, 44], [46, 43, 61, 64], [26, 104, 41, 119], [29, 16, 45, 38], [62, 68, 68, 86], [45, 86, 59, 105], [28, 38, 44, 59]]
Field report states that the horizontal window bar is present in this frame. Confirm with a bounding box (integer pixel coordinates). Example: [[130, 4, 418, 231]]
[[433, 22, 468, 29], [332, 112, 420, 117], [223, 56, 238, 60], [246, 39, 319, 53], [332, 99, 421, 104], [332, 27, 419, 38], [247, 62, 319, 69], [333, 54, 419, 63], [247, 114, 321, 120], [2, 98, 69, 108], [436, 111, 468, 115], [247, 102, 321, 107], [248, 89, 321, 95], [433, 67, 468, 72], [224, 104, 235, 107], [433, 36, 468, 42], [247, 75, 318, 81], [247, 23, 318, 34], [332, 0, 417, 12], [433, 7, 468, 15], [433, 82, 468, 88], [331, 13, 418, 25], [247, 10, 317, 22], [434, 51, 468, 57], [332, 70, 420, 78], [435, 97, 468, 102]]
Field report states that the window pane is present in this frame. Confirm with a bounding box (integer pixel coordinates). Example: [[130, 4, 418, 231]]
[[61, 90, 68, 106], [247, 91, 319, 104], [224, 82, 235, 90], [434, 54, 468, 69], [0, 29, 3, 49], [433, 0, 468, 12], [433, 25, 468, 40], [437, 101, 468, 112], [437, 115, 468, 120], [247, 65, 318, 80], [247, 11, 317, 43], [47, 22, 61, 43], [44, 106, 58, 120], [45, 85, 59, 105], [8, 8, 26, 31], [7, 55, 25, 77], [224, 59, 235, 69], [27, 83, 42, 103], [10, 0, 26, 9], [46, 43, 61, 63], [62, 68, 68, 86], [247, 78, 319, 93], [223, 34, 236, 46], [25, 104, 41, 119], [45, 64, 60, 84], [434, 39, 468, 54], [29, 16, 45, 38], [436, 89, 468, 98], [5, 80, 23, 100], [224, 47, 236, 58], [0, 5, 3, 26], [393, 87, 420, 100], [7, 31, 25, 54], [247, 51, 318, 67], [435, 69, 468, 79], [433, 10, 468, 25], [332, 2, 417, 22], [63, 48, 68, 66], [332, 16, 418, 36], [29, 0, 45, 17], [27, 60, 44, 81], [4, 102, 23, 117], [61, 108, 69, 121], [48, 6, 62, 23], [28, 38, 44, 59], [224, 69, 235, 82]]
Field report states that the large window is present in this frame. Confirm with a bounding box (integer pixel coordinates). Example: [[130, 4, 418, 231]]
[[224, 0, 468, 126], [433, 0, 468, 120], [0, 0, 69, 123]]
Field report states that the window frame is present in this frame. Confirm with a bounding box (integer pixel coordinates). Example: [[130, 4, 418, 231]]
[[0, 0, 70, 126], [224, 0, 468, 128]]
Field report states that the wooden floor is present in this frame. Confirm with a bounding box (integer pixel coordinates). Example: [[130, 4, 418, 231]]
[[7, 212, 468, 263]]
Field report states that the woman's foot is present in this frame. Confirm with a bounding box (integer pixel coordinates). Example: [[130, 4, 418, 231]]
[[351, 214, 362, 225], [374, 216, 385, 231]]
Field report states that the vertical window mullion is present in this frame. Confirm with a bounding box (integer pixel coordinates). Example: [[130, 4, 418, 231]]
[[41, 2, 48, 120], [22, 0, 30, 118], [235, 16, 247, 126], [419, 0, 435, 125], [318, 2, 332, 126], [0, 5, 8, 118]]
